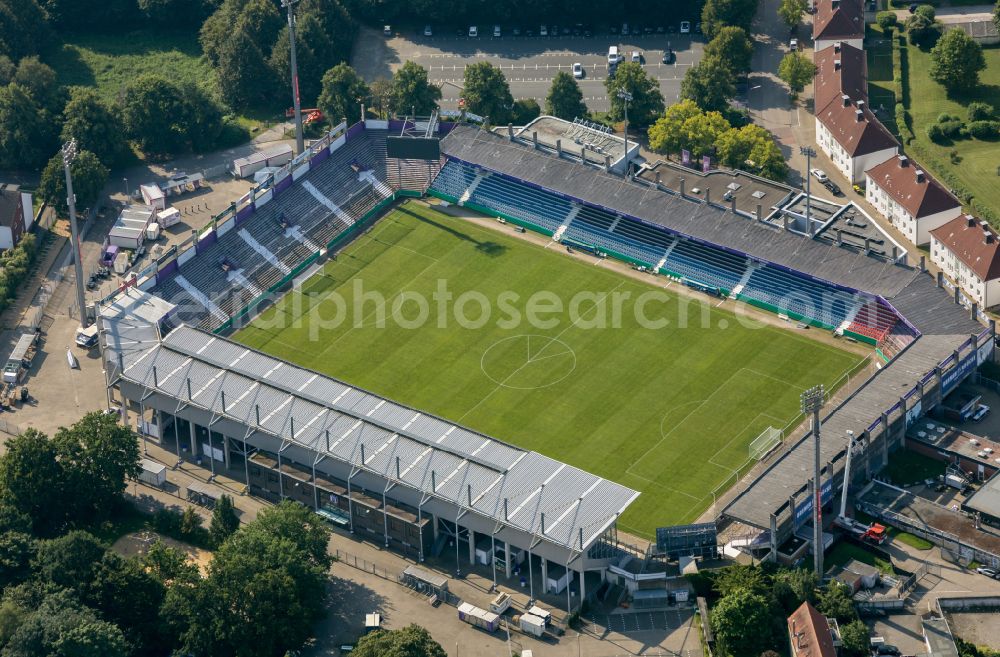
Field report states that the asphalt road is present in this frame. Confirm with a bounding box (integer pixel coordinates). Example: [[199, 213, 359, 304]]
[[353, 26, 704, 113]]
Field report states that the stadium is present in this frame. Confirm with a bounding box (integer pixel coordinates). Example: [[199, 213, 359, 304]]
[[101, 115, 993, 610]]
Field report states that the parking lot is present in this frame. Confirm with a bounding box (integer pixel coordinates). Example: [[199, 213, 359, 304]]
[[352, 25, 704, 113]]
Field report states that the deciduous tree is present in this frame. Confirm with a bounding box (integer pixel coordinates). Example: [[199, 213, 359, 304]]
[[38, 150, 109, 215], [704, 26, 754, 76], [0, 430, 65, 535], [545, 71, 588, 120], [463, 61, 514, 124], [606, 62, 665, 128], [711, 588, 776, 657], [778, 52, 817, 98], [681, 56, 737, 113], [318, 63, 370, 125], [929, 28, 986, 94], [391, 61, 442, 116], [0, 83, 59, 170], [778, 0, 809, 27], [840, 619, 872, 657], [61, 88, 128, 167], [210, 494, 240, 546], [352, 624, 447, 657]]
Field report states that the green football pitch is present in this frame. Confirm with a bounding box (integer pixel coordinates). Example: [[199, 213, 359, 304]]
[[233, 202, 865, 537]]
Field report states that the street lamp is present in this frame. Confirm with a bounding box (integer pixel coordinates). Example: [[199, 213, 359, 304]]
[[800, 146, 817, 236], [801, 385, 825, 578], [123, 177, 129, 203], [281, 0, 305, 154], [62, 139, 88, 330], [617, 88, 633, 174]]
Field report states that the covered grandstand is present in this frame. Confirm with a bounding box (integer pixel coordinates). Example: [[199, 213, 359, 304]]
[[105, 117, 993, 579]]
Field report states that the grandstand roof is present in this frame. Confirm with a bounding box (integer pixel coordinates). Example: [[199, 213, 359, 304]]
[[725, 274, 982, 528], [118, 325, 639, 550], [440, 125, 917, 298]]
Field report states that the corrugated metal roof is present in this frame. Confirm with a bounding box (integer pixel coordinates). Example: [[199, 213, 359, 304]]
[[120, 325, 638, 550]]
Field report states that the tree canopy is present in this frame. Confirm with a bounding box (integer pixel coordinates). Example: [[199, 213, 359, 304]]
[[681, 56, 737, 113], [704, 26, 754, 76], [606, 62, 665, 129], [118, 75, 224, 156], [929, 28, 986, 94], [777, 52, 817, 98], [61, 89, 128, 167], [38, 150, 109, 215], [318, 63, 370, 125], [352, 625, 447, 657], [701, 0, 758, 39], [545, 71, 588, 121], [391, 61, 442, 116], [210, 494, 240, 547], [778, 0, 808, 27], [0, 83, 59, 171], [463, 61, 514, 125]]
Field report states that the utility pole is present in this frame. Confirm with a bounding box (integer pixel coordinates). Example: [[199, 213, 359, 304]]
[[282, 0, 304, 154], [800, 146, 817, 236], [801, 385, 825, 578], [617, 88, 633, 174], [62, 139, 88, 330]]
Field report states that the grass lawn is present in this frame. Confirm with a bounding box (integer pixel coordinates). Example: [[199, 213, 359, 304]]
[[866, 24, 898, 135], [44, 28, 277, 133], [827, 540, 895, 575], [855, 509, 934, 550], [903, 41, 1000, 222], [232, 202, 864, 537], [883, 448, 946, 486]]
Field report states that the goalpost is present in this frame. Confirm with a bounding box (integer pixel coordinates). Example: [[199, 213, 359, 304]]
[[749, 426, 782, 461]]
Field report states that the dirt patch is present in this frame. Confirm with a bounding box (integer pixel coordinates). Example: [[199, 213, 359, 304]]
[[947, 611, 1000, 650], [111, 530, 213, 575]]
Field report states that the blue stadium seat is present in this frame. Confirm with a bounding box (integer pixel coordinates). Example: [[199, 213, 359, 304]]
[[742, 266, 857, 327]]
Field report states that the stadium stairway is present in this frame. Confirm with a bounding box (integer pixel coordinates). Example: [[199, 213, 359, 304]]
[[151, 129, 392, 331]]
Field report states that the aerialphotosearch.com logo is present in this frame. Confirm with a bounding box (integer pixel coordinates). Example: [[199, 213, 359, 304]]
[[213, 278, 838, 339]]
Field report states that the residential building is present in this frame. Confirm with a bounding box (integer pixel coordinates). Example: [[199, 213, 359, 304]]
[[930, 215, 1000, 308], [813, 0, 864, 51], [788, 601, 839, 657], [866, 155, 962, 245], [815, 95, 898, 183], [0, 184, 33, 250], [814, 42, 868, 113]]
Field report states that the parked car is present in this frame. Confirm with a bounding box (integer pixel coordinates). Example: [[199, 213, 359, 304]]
[[608, 45, 623, 65], [468, 25, 478, 37], [823, 180, 843, 196], [875, 645, 901, 657], [656, 26, 665, 33], [790, 37, 799, 50], [383, 25, 392, 36], [975, 566, 998, 578], [512, 26, 521, 36], [562, 26, 571, 35], [573, 62, 584, 78], [493, 25, 501, 37], [680, 20, 691, 33], [631, 50, 642, 63], [853, 183, 864, 194], [423, 24, 433, 36], [662, 48, 676, 64], [972, 404, 990, 422], [810, 168, 829, 182], [540, 24, 548, 36]]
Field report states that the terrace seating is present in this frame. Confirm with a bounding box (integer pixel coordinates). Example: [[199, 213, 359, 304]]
[[663, 239, 748, 292], [467, 174, 572, 234], [428, 161, 478, 201], [563, 220, 664, 266], [741, 266, 859, 328], [150, 128, 393, 331], [847, 300, 899, 342]]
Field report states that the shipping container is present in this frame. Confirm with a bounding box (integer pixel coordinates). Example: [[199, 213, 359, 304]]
[[138, 458, 167, 487], [458, 603, 499, 633]]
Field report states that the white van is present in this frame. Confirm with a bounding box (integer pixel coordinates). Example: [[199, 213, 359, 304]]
[[608, 45, 622, 65]]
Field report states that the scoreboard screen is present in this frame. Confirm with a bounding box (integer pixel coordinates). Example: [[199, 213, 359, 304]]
[[386, 136, 441, 160]]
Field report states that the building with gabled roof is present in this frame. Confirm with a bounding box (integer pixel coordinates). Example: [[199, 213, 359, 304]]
[[866, 154, 962, 245], [814, 42, 868, 112], [815, 94, 898, 183], [931, 215, 1000, 308], [788, 601, 839, 657], [813, 0, 864, 51]]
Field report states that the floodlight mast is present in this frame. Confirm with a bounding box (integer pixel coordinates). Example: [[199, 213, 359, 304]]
[[617, 88, 633, 174], [282, 0, 305, 154], [801, 385, 825, 578], [62, 139, 88, 330]]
